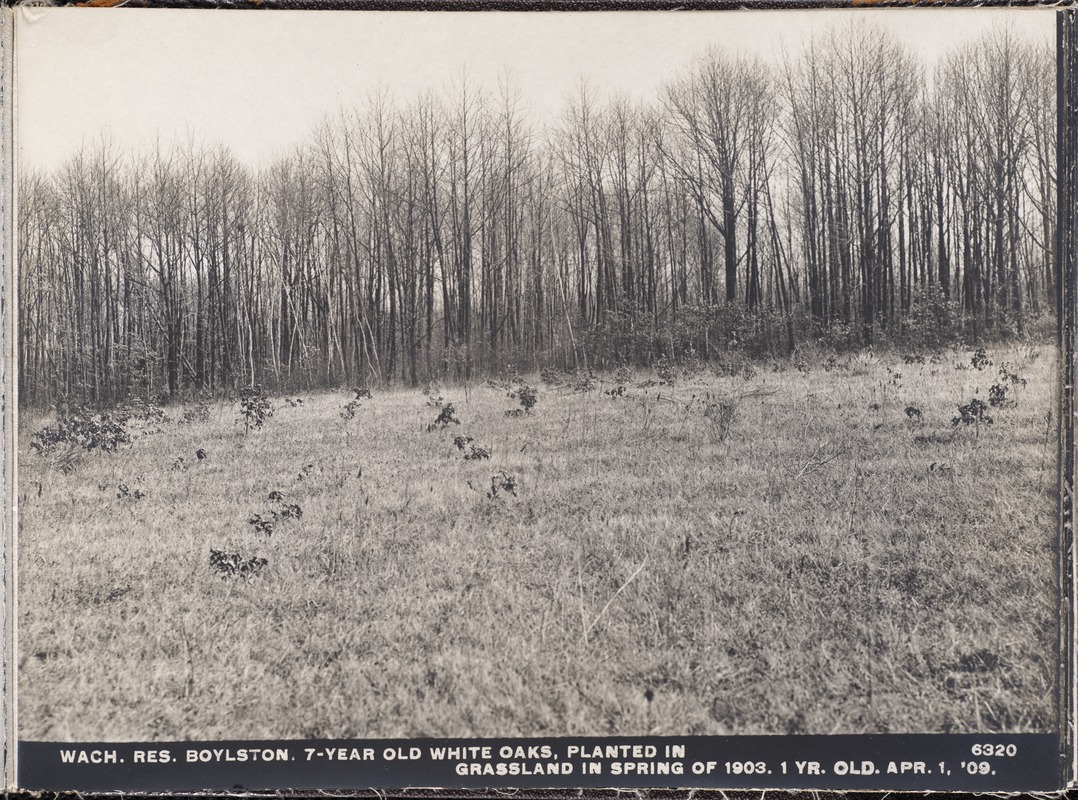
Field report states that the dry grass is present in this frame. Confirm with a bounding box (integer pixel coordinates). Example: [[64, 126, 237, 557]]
[[17, 343, 1059, 741]]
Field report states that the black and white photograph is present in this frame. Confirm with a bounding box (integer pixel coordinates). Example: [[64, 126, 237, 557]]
[[12, 4, 1064, 763]]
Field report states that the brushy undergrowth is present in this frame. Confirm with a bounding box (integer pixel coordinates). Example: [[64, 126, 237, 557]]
[[17, 343, 1059, 740]]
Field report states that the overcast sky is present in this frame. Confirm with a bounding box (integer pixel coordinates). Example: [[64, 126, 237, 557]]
[[15, 7, 1055, 171]]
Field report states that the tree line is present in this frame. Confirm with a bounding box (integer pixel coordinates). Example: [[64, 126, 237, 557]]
[[18, 23, 1056, 407]]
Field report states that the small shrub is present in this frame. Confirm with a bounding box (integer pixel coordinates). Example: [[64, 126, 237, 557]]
[[454, 435, 490, 459], [487, 364, 523, 391], [970, 348, 992, 371], [209, 548, 268, 579], [116, 483, 145, 501], [248, 513, 275, 535], [572, 372, 598, 393], [120, 397, 168, 424], [680, 347, 706, 379], [903, 353, 926, 365], [238, 385, 273, 433], [505, 382, 538, 415], [465, 445, 491, 461], [179, 403, 211, 425], [904, 406, 923, 421], [656, 357, 675, 386], [988, 383, 1009, 408], [250, 492, 303, 533], [340, 400, 361, 420], [515, 384, 538, 413], [998, 363, 1027, 388], [278, 502, 303, 520], [30, 408, 130, 456], [500, 363, 523, 386], [953, 398, 993, 428], [613, 365, 633, 385], [605, 385, 627, 398], [540, 366, 562, 386], [488, 470, 518, 499], [427, 401, 461, 431], [195, 448, 207, 460]]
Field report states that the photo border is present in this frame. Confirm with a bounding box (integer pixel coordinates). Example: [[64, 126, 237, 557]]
[[4, 2, 1074, 793]]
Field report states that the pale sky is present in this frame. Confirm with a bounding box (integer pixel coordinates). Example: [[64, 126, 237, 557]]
[[15, 7, 1055, 171]]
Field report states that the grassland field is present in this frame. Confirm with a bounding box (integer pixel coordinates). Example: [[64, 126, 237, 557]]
[[17, 342, 1060, 740]]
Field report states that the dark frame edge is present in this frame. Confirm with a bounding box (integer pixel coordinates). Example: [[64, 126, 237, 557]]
[[2, 3, 1074, 795], [8, 0, 1076, 11], [0, 0, 13, 793], [1059, 7, 1077, 792], [1, 1, 13, 794]]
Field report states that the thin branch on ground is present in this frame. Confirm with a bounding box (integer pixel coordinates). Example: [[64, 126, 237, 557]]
[[584, 556, 649, 643], [792, 443, 849, 480]]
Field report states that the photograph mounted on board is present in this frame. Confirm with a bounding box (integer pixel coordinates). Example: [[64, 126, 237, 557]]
[[14, 7, 1061, 744]]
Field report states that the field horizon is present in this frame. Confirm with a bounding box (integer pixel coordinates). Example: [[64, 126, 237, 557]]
[[17, 341, 1059, 741]]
